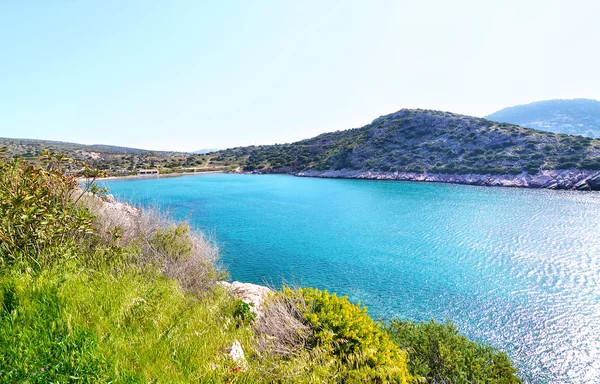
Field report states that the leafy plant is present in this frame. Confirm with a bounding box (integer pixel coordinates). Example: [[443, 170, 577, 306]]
[[233, 299, 256, 325], [0, 157, 94, 267], [284, 287, 414, 383], [386, 319, 521, 384]]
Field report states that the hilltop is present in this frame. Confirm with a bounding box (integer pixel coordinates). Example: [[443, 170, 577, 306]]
[[485, 99, 600, 137], [208, 109, 600, 189]]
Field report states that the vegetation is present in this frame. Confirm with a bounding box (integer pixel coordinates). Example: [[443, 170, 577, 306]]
[[485, 98, 600, 138], [209, 109, 600, 175], [282, 288, 412, 382], [0, 137, 230, 176], [386, 320, 520, 384], [0, 152, 521, 382]]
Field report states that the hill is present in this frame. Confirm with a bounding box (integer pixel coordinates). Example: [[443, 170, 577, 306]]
[[0, 137, 221, 175], [0, 137, 160, 155], [485, 99, 600, 137], [208, 109, 600, 189]]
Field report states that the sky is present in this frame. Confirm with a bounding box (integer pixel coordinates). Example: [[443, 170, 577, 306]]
[[1, 0, 599, 151]]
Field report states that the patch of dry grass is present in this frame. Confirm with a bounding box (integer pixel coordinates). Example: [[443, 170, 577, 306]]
[[254, 289, 312, 356], [78, 192, 223, 296]]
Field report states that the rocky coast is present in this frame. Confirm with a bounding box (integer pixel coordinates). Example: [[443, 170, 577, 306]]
[[249, 168, 600, 191]]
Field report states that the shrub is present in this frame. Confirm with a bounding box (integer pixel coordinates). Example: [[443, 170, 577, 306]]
[[284, 287, 414, 383], [0, 157, 94, 267], [386, 319, 520, 384], [523, 163, 541, 174], [79, 195, 223, 297], [233, 299, 257, 326]]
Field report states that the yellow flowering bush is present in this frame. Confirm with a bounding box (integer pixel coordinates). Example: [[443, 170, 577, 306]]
[[284, 287, 415, 383]]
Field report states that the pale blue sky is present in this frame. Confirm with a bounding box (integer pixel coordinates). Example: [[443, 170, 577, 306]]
[[1, 0, 599, 151]]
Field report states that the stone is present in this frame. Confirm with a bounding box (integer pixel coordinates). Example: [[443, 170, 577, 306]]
[[227, 340, 247, 371], [218, 281, 271, 318]]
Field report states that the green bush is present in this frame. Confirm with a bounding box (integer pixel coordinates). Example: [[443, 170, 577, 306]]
[[386, 319, 520, 384], [233, 299, 256, 325], [285, 287, 414, 383], [150, 224, 194, 261], [0, 157, 94, 268]]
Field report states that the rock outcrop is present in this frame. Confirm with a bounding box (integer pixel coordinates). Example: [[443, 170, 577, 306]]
[[293, 169, 600, 190], [226, 340, 247, 371], [219, 281, 271, 318]]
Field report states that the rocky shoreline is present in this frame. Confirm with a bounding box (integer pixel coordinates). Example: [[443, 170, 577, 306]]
[[248, 168, 600, 190]]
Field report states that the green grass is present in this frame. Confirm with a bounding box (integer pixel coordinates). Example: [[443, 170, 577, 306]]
[[0, 259, 256, 383]]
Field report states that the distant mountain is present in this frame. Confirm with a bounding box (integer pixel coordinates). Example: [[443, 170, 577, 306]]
[[0, 137, 188, 157], [192, 148, 219, 154], [485, 99, 600, 137]]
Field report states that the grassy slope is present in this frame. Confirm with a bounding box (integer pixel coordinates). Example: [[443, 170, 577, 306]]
[[209, 109, 600, 175], [1, 265, 255, 382]]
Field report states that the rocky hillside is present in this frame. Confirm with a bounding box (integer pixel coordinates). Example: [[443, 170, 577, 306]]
[[485, 98, 600, 137], [210, 109, 600, 189]]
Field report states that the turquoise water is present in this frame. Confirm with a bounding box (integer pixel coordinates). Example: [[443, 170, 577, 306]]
[[103, 174, 600, 383]]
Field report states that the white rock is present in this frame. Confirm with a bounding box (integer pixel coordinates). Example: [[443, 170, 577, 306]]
[[219, 281, 271, 318], [227, 339, 247, 371]]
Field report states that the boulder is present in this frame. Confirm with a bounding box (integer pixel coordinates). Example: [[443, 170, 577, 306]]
[[219, 281, 271, 318], [227, 340, 247, 371]]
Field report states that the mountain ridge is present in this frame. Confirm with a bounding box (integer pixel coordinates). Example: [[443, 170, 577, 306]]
[[485, 98, 600, 137]]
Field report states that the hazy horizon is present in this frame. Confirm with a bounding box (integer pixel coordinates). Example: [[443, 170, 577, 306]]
[[2, 1, 599, 151]]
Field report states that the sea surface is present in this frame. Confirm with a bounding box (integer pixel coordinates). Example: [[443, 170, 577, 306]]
[[103, 173, 600, 383]]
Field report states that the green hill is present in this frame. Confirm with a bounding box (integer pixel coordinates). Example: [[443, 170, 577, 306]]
[[0, 137, 164, 156], [209, 109, 600, 186], [485, 98, 600, 137]]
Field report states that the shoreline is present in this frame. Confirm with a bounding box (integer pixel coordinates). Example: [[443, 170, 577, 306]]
[[91, 167, 600, 191], [91, 170, 224, 182], [246, 168, 600, 191]]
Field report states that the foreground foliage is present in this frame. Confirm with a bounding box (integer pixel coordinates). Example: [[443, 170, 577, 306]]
[[386, 320, 520, 384], [0, 156, 93, 267], [284, 288, 413, 383]]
